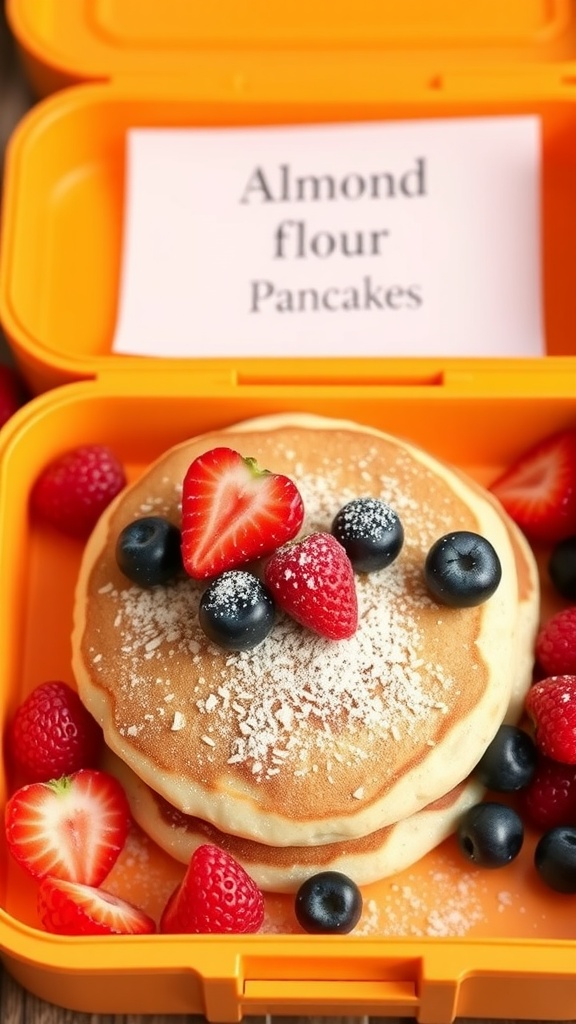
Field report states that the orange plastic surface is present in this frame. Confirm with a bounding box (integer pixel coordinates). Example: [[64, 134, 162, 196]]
[[2, 77, 576, 393], [7, 0, 576, 96], [2, 2, 576, 391], [1, 379, 576, 1018], [4, 0, 576, 1018]]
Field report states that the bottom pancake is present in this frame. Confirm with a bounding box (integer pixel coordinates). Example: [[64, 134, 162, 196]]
[[102, 747, 485, 892]]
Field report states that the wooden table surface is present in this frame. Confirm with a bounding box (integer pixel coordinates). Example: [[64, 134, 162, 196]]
[[0, 964, 265, 1024]]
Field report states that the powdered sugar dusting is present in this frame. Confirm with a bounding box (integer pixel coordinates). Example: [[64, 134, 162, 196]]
[[202, 570, 267, 615], [335, 495, 401, 535], [343, 858, 489, 938], [260, 858, 489, 937], [88, 441, 474, 784], [101, 550, 452, 776]]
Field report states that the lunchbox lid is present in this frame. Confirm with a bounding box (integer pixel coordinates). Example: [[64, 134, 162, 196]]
[[7, 0, 576, 93], [3, 0, 576, 395]]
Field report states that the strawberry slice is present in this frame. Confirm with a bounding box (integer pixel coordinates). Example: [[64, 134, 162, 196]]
[[181, 447, 304, 579], [490, 430, 576, 544], [5, 769, 130, 886], [38, 876, 156, 935]]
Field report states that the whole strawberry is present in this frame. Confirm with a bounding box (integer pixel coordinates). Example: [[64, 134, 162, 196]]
[[264, 532, 358, 640], [160, 844, 264, 934], [526, 675, 576, 764], [31, 444, 126, 537], [9, 681, 103, 783], [520, 755, 576, 830], [536, 608, 576, 677]]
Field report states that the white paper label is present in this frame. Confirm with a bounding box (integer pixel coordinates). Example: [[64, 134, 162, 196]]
[[112, 118, 543, 359]]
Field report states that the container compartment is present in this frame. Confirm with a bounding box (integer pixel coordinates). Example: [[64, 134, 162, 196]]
[[2, 81, 576, 391]]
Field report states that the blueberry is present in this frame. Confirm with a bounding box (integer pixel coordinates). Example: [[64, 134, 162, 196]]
[[199, 570, 275, 651], [424, 531, 502, 607], [116, 516, 183, 586], [457, 802, 524, 868], [535, 826, 576, 893], [295, 871, 363, 934], [549, 536, 576, 600], [474, 725, 537, 792], [331, 497, 404, 573]]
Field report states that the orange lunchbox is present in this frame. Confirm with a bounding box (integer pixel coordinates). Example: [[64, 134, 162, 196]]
[[3, 0, 576, 1019]]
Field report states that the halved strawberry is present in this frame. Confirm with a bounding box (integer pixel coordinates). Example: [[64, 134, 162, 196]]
[[181, 447, 304, 579], [490, 430, 576, 544], [38, 876, 156, 935], [5, 769, 130, 886]]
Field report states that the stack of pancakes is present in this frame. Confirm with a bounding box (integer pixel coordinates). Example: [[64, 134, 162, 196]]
[[71, 415, 539, 892]]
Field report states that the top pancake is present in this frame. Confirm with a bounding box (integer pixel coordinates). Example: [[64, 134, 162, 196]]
[[72, 414, 537, 846]]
